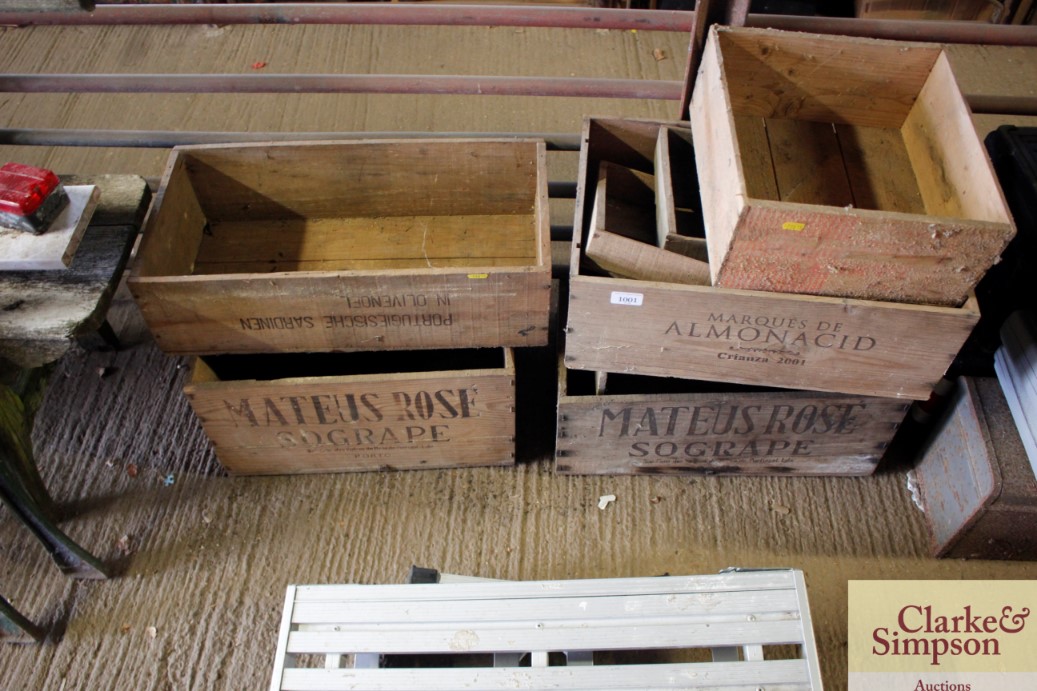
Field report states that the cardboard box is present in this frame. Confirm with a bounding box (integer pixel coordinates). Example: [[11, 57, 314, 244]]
[[184, 348, 515, 475], [129, 140, 551, 354], [690, 27, 1014, 307], [912, 377, 1037, 559], [564, 117, 980, 400], [556, 355, 908, 476]]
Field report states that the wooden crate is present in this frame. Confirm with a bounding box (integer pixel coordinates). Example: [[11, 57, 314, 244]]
[[270, 571, 823, 691], [912, 377, 1037, 559], [565, 117, 981, 401], [183, 348, 515, 475], [129, 139, 551, 355], [556, 352, 908, 476], [690, 27, 1014, 307]]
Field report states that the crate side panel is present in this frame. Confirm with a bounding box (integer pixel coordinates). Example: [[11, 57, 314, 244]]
[[717, 27, 939, 128], [714, 202, 1010, 307], [557, 389, 906, 476], [136, 270, 550, 354], [180, 140, 540, 221], [132, 155, 207, 279], [902, 53, 1015, 225], [186, 372, 515, 475], [192, 214, 538, 273], [690, 33, 744, 285], [565, 277, 978, 400]]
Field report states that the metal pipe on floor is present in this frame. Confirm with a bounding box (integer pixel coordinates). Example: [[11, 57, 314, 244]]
[[0, 3, 695, 32], [0, 128, 583, 151], [0, 73, 683, 100]]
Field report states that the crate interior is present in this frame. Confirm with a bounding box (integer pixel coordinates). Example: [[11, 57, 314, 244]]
[[719, 29, 1010, 223], [198, 348, 507, 383], [142, 141, 543, 277], [565, 366, 773, 398]]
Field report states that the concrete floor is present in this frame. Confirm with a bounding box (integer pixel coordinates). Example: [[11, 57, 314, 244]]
[[1, 20, 1036, 690]]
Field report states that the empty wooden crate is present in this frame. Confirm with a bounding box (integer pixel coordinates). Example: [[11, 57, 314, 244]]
[[565, 117, 980, 400], [690, 27, 1014, 307], [129, 139, 551, 354], [184, 348, 515, 475]]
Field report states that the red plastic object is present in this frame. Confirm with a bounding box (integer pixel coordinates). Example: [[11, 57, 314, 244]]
[[0, 162, 61, 216], [0, 162, 68, 234]]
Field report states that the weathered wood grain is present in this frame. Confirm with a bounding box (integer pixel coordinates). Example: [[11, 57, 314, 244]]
[[129, 140, 551, 353], [556, 355, 908, 476], [0, 175, 149, 368], [184, 349, 515, 475], [566, 117, 980, 400], [692, 27, 1015, 307]]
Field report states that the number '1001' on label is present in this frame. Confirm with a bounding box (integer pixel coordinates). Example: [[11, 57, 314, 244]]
[[610, 291, 644, 307]]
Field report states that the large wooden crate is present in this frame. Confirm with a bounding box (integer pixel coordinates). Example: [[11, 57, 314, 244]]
[[565, 117, 980, 400], [183, 348, 515, 475], [129, 139, 551, 355], [912, 377, 1037, 560], [556, 352, 908, 476], [690, 27, 1014, 307]]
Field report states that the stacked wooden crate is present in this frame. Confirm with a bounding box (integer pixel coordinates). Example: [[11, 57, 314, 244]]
[[129, 139, 552, 474], [557, 27, 1016, 477]]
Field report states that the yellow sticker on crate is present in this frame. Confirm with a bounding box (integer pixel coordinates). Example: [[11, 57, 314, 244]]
[[782, 222, 806, 232], [467, 273, 489, 279]]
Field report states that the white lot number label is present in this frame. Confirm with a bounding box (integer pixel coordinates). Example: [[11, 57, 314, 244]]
[[610, 291, 644, 307]]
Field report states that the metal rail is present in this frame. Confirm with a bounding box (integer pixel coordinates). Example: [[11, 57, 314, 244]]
[[0, 3, 694, 32], [0, 73, 682, 100], [0, 128, 583, 150]]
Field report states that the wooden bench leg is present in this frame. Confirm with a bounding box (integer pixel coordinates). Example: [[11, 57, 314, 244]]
[[0, 593, 44, 643]]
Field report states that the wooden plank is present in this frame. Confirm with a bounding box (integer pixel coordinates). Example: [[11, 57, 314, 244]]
[[136, 155, 208, 278], [662, 234, 708, 262], [586, 229, 710, 286], [732, 115, 779, 201], [716, 27, 941, 128], [286, 619, 807, 656], [270, 586, 298, 691], [278, 660, 812, 691], [0, 185, 98, 271], [689, 32, 745, 286], [714, 201, 1013, 306], [193, 215, 537, 268], [766, 119, 854, 207], [835, 124, 925, 214], [184, 350, 515, 475], [292, 571, 801, 602], [131, 269, 550, 354], [556, 383, 906, 476], [289, 590, 803, 625], [565, 276, 979, 400], [902, 53, 1015, 224], [179, 139, 540, 221]]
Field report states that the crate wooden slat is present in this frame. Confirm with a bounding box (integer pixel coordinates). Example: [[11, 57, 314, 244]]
[[557, 353, 908, 476], [690, 27, 1014, 307], [183, 348, 515, 475], [565, 117, 980, 400], [129, 139, 551, 354], [270, 572, 823, 691]]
